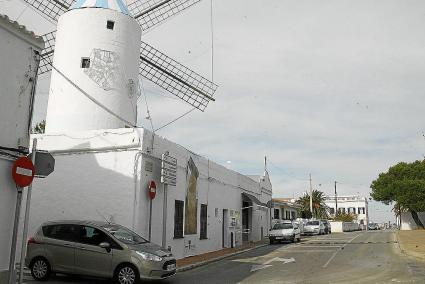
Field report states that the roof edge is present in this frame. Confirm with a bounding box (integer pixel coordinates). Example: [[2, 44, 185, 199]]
[[0, 14, 44, 50]]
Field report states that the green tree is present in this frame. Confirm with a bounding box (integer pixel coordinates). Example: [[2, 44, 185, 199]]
[[296, 189, 329, 219], [31, 120, 45, 134], [371, 160, 425, 229], [333, 212, 356, 222]]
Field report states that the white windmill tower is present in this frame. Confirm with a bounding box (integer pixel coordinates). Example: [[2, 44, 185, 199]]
[[22, 0, 218, 133]]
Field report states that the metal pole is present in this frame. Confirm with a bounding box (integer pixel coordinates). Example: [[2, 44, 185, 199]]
[[334, 181, 338, 216], [19, 138, 37, 284], [162, 183, 167, 248], [309, 174, 313, 218], [365, 199, 369, 231], [148, 199, 153, 241], [8, 189, 23, 284]]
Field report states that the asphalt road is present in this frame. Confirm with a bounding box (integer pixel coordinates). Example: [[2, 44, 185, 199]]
[[22, 231, 425, 284]]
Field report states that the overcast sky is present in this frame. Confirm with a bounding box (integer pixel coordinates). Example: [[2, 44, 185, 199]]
[[3, 0, 425, 223]]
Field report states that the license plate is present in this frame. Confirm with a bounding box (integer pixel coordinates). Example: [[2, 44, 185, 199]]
[[167, 264, 176, 271], [275, 236, 283, 239]]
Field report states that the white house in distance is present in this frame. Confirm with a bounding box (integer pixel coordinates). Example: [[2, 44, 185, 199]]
[[0, 14, 44, 282], [324, 195, 368, 226], [27, 128, 272, 259], [271, 198, 300, 221]]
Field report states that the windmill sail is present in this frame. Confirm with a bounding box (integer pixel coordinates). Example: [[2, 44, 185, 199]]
[[128, 0, 201, 32], [139, 41, 217, 111], [20, 0, 74, 23], [38, 31, 56, 75]]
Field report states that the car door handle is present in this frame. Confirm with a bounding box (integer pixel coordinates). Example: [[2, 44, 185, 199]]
[[63, 243, 73, 247], [77, 246, 86, 250]]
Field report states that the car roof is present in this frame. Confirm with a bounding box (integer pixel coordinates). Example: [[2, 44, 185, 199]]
[[40, 220, 116, 227]]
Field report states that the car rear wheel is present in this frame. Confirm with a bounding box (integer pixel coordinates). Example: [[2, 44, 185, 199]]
[[30, 257, 51, 281], [114, 264, 140, 284]]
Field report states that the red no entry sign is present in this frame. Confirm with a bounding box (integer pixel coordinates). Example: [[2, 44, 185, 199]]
[[148, 181, 157, 199], [12, 156, 35, 188]]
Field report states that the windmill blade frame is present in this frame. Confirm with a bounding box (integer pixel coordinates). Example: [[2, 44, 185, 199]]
[[139, 41, 217, 111], [20, 0, 74, 23], [128, 0, 201, 32], [38, 31, 56, 75]]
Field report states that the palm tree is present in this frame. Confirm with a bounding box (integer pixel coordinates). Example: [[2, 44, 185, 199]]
[[296, 190, 329, 219]]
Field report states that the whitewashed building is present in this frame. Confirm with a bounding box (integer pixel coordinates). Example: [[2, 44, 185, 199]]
[[0, 15, 44, 282], [271, 198, 300, 221], [325, 195, 368, 226], [28, 128, 272, 259]]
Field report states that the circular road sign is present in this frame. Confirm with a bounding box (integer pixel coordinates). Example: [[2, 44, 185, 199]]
[[12, 156, 35, 188], [148, 181, 157, 199]]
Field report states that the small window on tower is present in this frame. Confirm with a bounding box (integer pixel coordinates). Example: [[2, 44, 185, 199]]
[[107, 20, 115, 30], [81, 58, 90, 68]]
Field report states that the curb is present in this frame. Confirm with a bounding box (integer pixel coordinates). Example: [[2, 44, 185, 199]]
[[177, 243, 269, 272]]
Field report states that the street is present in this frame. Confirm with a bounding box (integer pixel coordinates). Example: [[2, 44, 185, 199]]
[[22, 231, 425, 283]]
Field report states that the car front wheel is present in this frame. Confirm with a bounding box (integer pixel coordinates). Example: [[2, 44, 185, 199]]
[[114, 264, 140, 284], [30, 257, 51, 281]]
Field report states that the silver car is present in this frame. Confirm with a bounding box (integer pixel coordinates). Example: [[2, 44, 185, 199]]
[[25, 220, 176, 283], [303, 220, 326, 235], [269, 221, 301, 244]]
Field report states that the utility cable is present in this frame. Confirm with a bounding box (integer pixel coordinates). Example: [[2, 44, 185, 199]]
[[138, 78, 155, 132], [52, 65, 136, 128], [154, 107, 196, 132], [153, 1, 215, 133]]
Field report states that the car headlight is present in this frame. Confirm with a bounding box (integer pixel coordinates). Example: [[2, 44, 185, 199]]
[[136, 251, 163, 262]]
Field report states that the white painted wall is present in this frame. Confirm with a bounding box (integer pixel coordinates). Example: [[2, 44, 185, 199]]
[[46, 8, 141, 133], [0, 14, 43, 281], [330, 221, 359, 232], [26, 128, 272, 260], [400, 212, 425, 230]]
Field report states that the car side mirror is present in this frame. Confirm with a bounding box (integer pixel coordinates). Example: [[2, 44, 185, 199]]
[[99, 242, 111, 252]]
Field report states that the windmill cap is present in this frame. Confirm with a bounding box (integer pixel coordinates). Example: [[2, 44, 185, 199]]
[[71, 0, 130, 15]]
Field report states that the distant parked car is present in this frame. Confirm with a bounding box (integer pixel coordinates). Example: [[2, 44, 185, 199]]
[[321, 220, 331, 234], [269, 221, 301, 244], [368, 223, 379, 230], [304, 220, 326, 235], [26, 220, 176, 284]]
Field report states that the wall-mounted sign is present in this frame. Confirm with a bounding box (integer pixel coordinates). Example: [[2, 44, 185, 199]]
[[161, 152, 177, 186]]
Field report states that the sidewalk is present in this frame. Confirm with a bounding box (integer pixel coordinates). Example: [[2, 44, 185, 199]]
[[176, 239, 269, 272], [397, 230, 425, 261]]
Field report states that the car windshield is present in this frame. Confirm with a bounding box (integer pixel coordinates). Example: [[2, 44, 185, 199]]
[[102, 224, 147, 245], [273, 223, 293, 229], [306, 221, 319, 226]]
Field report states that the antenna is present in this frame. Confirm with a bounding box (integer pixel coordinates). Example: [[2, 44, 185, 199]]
[[95, 209, 111, 224]]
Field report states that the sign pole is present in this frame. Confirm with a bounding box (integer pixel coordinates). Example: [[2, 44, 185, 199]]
[[8, 189, 23, 284], [18, 138, 37, 284], [148, 199, 153, 241], [162, 183, 168, 248]]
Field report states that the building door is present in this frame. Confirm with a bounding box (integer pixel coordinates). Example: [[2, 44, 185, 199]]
[[242, 201, 250, 243], [222, 209, 228, 248]]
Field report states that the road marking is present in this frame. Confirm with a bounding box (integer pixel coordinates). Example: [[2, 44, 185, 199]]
[[250, 264, 272, 272], [322, 234, 361, 268], [286, 250, 337, 253], [248, 257, 296, 272], [296, 245, 343, 248]]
